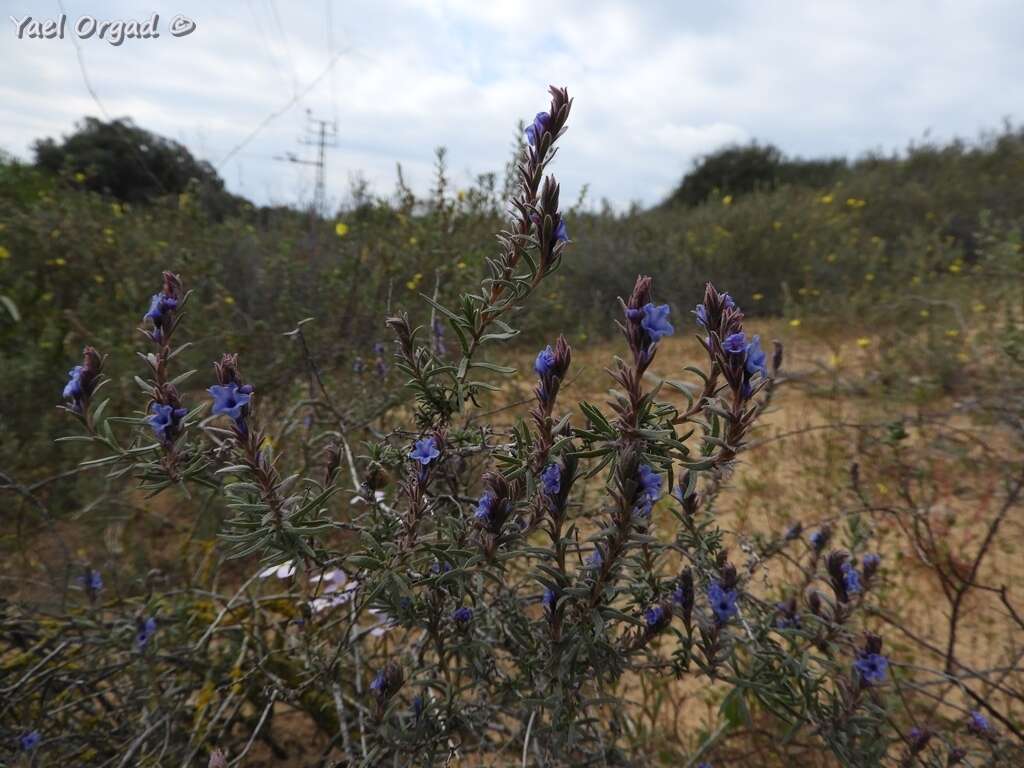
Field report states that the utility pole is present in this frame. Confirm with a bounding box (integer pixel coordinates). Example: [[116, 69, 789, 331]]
[[274, 109, 337, 217]]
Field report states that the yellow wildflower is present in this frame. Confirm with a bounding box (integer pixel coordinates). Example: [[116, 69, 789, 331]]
[[819, 194, 833, 204], [973, 302, 986, 313], [857, 337, 871, 349], [0, 245, 10, 260], [335, 222, 349, 237], [722, 195, 733, 206], [74, 172, 86, 183], [752, 292, 764, 301], [789, 318, 802, 328]]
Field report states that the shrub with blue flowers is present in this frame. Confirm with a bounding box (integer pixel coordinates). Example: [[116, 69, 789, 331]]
[[4, 86, 1022, 768]]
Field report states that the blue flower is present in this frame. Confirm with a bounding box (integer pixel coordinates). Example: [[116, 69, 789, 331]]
[[542, 587, 558, 613], [693, 304, 709, 328], [475, 491, 498, 525], [640, 303, 674, 343], [721, 293, 736, 311], [209, 383, 251, 427], [80, 569, 103, 593], [430, 560, 453, 575], [19, 730, 41, 751], [968, 710, 992, 735], [63, 365, 84, 402], [412, 695, 425, 719], [143, 293, 178, 342], [144, 293, 178, 323], [745, 335, 767, 377], [842, 563, 862, 594], [634, 464, 663, 516], [534, 345, 556, 376], [409, 437, 440, 465], [723, 332, 746, 355], [809, 529, 829, 551], [452, 606, 474, 624], [147, 403, 187, 444], [525, 111, 550, 146], [708, 581, 738, 624], [553, 218, 569, 243], [540, 463, 561, 496], [586, 548, 603, 569], [854, 652, 889, 685], [375, 357, 388, 377], [644, 604, 669, 630], [370, 669, 387, 693], [136, 616, 157, 650]]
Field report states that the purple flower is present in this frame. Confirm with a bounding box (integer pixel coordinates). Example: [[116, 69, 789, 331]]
[[525, 111, 550, 146], [708, 581, 738, 624], [644, 604, 670, 631], [784, 523, 803, 541], [721, 293, 736, 311], [968, 710, 992, 736], [452, 606, 474, 624], [540, 463, 561, 496], [863, 553, 881, 578], [542, 587, 558, 614], [534, 345, 557, 376], [634, 464, 663, 517], [19, 730, 41, 751], [209, 383, 252, 430], [147, 403, 187, 444], [842, 563, 862, 595], [375, 357, 388, 377], [809, 529, 829, 552], [475, 491, 498, 525], [723, 332, 746, 355], [432, 317, 447, 356], [372, 342, 386, 356], [143, 293, 178, 343], [745, 335, 767, 377], [409, 437, 440, 465], [854, 652, 889, 685], [136, 616, 157, 650], [430, 560, 453, 575], [693, 304, 709, 328], [370, 669, 387, 693], [640, 303, 674, 343], [553, 217, 569, 243], [80, 568, 103, 594], [412, 695, 425, 719], [586, 548, 603, 569], [63, 365, 84, 406]]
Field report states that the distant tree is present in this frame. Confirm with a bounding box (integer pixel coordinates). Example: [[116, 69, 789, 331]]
[[666, 142, 848, 207], [33, 117, 243, 217]]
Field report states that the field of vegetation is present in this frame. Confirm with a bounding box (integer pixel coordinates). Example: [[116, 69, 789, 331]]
[[2, 93, 1024, 766]]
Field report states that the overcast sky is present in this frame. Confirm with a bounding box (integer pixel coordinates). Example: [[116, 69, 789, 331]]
[[2, 0, 1023, 210]]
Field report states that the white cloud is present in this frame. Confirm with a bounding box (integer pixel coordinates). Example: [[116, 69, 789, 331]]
[[1, 0, 1022, 209]]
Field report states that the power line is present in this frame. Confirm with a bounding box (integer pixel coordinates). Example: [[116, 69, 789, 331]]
[[56, 0, 168, 195], [274, 112, 338, 216], [216, 46, 349, 170]]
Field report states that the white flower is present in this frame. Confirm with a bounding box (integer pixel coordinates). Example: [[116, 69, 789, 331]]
[[258, 560, 296, 580]]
